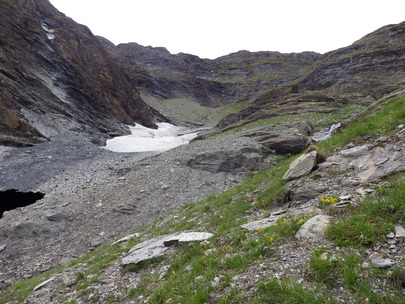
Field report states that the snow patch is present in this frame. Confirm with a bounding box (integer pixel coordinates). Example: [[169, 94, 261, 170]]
[[41, 22, 55, 40], [104, 123, 200, 153]]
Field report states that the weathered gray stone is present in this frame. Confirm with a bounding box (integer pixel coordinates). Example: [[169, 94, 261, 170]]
[[178, 232, 214, 242], [295, 215, 332, 240], [258, 134, 310, 155], [111, 233, 140, 245], [33, 277, 55, 292], [287, 180, 329, 201], [187, 150, 262, 173], [282, 151, 318, 180], [241, 217, 278, 231], [369, 254, 394, 267], [338, 144, 372, 157], [395, 225, 405, 238]]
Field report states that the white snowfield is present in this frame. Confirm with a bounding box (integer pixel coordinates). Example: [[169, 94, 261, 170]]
[[104, 123, 200, 153]]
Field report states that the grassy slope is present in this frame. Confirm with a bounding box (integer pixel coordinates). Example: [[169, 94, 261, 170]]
[[141, 93, 247, 127], [1, 97, 404, 304]]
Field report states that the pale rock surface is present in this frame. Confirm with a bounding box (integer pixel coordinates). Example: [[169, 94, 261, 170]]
[[394, 225, 405, 238], [295, 215, 332, 240], [111, 233, 140, 246], [326, 138, 405, 182], [122, 232, 213, 265], [282, 151, 318, 180], [369, 254, 394, 267], [33, 277, 56, 292], [241, 217, 279, 231]]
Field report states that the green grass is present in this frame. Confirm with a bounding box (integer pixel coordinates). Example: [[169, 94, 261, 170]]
[[252, 278, 337, 304], [206, 102, 248, 125], [221, 103, 365, 136], [326, 176, 405, 247], [318, 97, 405, 151], [141, 95, 215, 125]]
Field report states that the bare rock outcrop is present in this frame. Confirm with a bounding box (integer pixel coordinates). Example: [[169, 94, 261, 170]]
[[0, 0, 165, 146]]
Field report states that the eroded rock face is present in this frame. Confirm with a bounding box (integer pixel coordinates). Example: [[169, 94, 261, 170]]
[[0, 0, 164, 145], [99, 40, 319, 107], [217, 22, 405, 130]]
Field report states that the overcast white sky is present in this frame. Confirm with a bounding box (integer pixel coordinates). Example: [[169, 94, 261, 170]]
[[49, 0, 404, 59]]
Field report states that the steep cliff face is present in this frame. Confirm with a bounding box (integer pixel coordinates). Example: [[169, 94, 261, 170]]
[[217, 22, 405, 129], [0, 0, 163, 146], [99, 39, 319, 107]]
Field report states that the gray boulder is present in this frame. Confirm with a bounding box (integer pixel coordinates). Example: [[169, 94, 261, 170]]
[[283, 151, 318, 180], [258, 134, 310, 155]]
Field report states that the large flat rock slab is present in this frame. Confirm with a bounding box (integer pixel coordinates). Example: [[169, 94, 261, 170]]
[[122, 232, 213, 265]]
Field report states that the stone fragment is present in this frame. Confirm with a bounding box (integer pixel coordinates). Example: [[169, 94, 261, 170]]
[[319, 252, 329, 260], [33, 277, 55, 292], [394, 225, 405, 238], [386, 232, 395, 239], [90, 237, 102, 248], [295, 215, 332, 240], [282, 151, 318, 180], [0, 244, 6, 251], [241, 217, 278, 231], [369, 254, 394, 267], [178, 232, 213, 242], [375, 156, 389, 166], [111, 233, 140, 245], [59, 257, 73, 266], [339, 144, 372, 157]]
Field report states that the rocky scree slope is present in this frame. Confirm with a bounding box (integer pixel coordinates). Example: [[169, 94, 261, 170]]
[[1, 97, 403, 304], [98, 38, 319, 108], [0, 0, 164, 147], [215, 21, 405, 131]]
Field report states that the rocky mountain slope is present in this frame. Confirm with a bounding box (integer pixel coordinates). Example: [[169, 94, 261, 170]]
[[0, 0, 164, 147], [99, 39, 319, 108], [215, 21, 405, 131], [1, 95, 403, 304]]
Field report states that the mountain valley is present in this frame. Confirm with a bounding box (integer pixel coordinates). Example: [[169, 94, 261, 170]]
[[0, 1, 404, 303]]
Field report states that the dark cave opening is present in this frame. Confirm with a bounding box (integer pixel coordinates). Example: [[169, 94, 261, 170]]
[[0, 189, 45, 218]]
